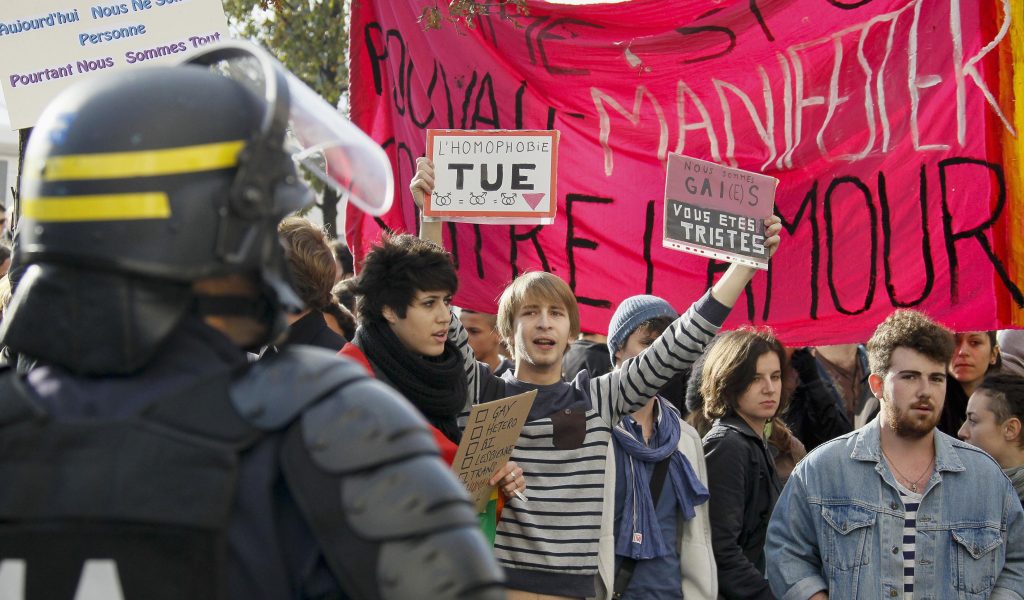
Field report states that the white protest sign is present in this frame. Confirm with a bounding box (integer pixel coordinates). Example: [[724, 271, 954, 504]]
[[0, 0, 229, 130], [452, 390, 536, 512], [425, 129, 558, 225]]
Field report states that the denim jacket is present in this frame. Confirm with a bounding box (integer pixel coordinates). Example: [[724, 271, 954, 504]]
[[766, 418, 1024, 600]]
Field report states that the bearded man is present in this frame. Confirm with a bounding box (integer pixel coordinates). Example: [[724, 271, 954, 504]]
[[765, 310, 1024, 600]]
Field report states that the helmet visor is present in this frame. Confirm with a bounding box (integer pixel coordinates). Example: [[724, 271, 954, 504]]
[[187, 42, 394, 216], [284, 71, 394, 216]]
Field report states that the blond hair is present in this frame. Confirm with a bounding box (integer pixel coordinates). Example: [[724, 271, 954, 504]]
[[496, 272, 580, 359]]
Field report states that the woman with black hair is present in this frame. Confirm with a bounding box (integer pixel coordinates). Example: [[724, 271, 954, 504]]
[[940, 331, 1001, 435]]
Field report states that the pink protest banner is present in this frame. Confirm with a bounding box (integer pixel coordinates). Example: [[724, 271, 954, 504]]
[[663, 153, 778, 269], [348, 0, 1024, 344]]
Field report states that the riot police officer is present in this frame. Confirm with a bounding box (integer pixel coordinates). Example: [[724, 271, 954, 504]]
[[0, 42, 504, 600]]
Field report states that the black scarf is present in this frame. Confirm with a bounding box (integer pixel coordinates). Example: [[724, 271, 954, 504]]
[[354, 320, 467, 443]]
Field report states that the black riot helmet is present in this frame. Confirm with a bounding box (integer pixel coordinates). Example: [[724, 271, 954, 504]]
[[2, 41, 393, 373]]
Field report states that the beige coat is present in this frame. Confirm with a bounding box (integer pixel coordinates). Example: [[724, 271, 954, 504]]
[[593, 418, 718, 599]]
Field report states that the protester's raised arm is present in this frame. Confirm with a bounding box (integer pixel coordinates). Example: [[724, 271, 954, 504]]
[[410, 157, 443, 246], [448, 311, 506, 415], [710, 215, 782, 307], [591, 292, 725, 424], [449, 311, 481, 399]]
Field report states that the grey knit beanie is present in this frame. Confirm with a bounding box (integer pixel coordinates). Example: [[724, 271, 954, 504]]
[[607, 295, 678, 362]]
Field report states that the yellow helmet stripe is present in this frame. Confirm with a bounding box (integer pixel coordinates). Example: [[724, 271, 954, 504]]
[[23, 193, 171, 221], [38, 140, 246, 181]]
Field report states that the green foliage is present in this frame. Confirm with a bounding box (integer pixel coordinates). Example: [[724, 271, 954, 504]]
[[419, 0, 530, 32], [222, 0, 348, 106], [222, 0, 348, 235]]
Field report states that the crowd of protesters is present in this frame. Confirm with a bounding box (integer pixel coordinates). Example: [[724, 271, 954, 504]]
[[0, 52, 1022, 600], [200, 156, 1021, 599]]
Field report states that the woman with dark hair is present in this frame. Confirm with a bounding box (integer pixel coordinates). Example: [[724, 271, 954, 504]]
[[701, 328, 787, 600], [340, 233, 524, 530], [959, 372, 1024, 505], [940, 331, 1001, 436], [346, 233, 467, 442]]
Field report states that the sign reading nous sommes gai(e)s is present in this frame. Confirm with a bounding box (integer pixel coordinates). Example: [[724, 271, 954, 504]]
[[663, 154, 778, 270], [425, 129, 558, 225], [0, 0, 229, 130]]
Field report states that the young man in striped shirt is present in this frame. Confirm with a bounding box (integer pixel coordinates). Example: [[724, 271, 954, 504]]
[[467, 264, 777, 600], [766, 310, 1024, 600], [411, 156, 781, 598]]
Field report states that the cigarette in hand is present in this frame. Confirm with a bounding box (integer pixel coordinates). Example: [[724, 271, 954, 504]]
[[513, 490, 528, 502]]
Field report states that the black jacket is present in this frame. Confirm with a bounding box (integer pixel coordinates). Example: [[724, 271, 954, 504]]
[[939, 378, 970, 437], [785, 349, 854, 451], [286, 310, 347, 351], [703, 414, 781, 600], [561, 339, 612, 380]]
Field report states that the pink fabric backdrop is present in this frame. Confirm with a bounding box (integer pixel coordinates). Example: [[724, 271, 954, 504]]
[[348, 0, 1021, 344]]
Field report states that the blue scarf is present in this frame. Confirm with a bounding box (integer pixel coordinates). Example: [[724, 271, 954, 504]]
[[613, 399, 709, 560]]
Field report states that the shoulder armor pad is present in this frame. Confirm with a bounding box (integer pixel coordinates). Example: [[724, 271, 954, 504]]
[[302, 378, 440, 474], [378, 528, 506, 600], [342, 455, 477, 540], [0, 370, 46, 427], [278, 387, 506, 598], [232, 345, 367, 430]]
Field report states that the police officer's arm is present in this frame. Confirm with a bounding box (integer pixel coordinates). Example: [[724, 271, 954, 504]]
[[764, 463, 829, 600], [993, 480, 1024, 599], [242, 352, 506, 600], [411, 157, 443, 247]]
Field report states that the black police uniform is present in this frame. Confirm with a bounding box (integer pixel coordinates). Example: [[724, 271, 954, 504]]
[[0, 317, 502, 599], [0, 42, 504, 600]]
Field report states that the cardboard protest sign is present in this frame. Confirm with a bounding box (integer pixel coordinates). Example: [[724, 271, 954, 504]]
[[451, 390, 535, 512], [0, 0, 229, 129], [663, 154, 779, 270], [425, 129, 558, 225]]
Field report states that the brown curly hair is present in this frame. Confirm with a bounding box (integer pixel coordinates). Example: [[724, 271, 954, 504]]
[[866, 310, 954, 376], [278, 217, 337, 312]]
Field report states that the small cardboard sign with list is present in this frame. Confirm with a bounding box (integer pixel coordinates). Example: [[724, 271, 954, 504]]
[[452, 390, 536, 512]]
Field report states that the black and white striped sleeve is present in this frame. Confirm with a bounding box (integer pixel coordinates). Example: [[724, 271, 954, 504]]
[[448, 313, 481, 406], [589, 289, 729, 424], [448, 312, 506, 413]]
